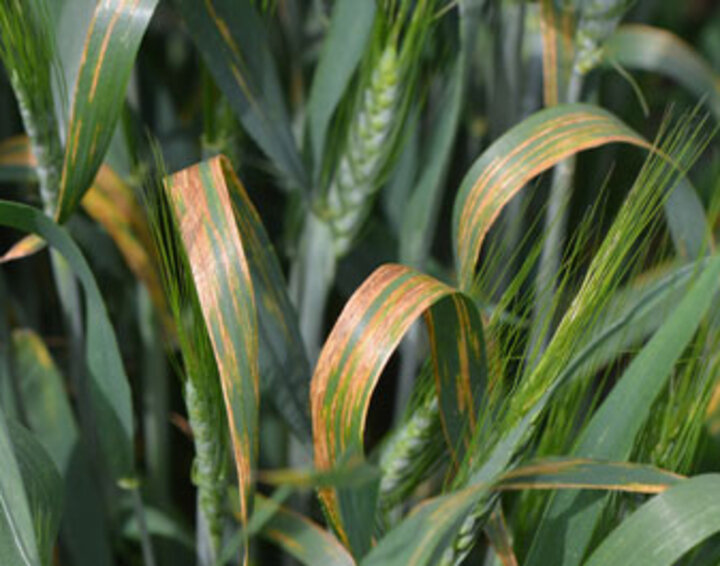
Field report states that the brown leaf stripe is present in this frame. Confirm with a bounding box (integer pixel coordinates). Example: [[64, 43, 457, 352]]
[[454, 107, 650, 291], [311, 264, 487, 543], [56, 0, 158, 222], [539, 0, 576, 107], [540, 0, 559, 107], [166, 157, 259, 563], [495, 459, 683, 494]]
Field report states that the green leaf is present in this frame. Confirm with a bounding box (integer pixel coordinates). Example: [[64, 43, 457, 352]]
[[10, 329, 78, 475], [0, 200, 134, 480], [122, 507, 194, 550], [307, 0, 375, 173], [603, 24, 720, 120], [526, 253, 720, 566], [6, 421, 63, 566], [55, 0, 159, 221], [0, 407, 41, 566], [311, 264, 488, 555], [173, 0, 308, 192], [584, 474, 720, 566], [256, 495, 356, 566]]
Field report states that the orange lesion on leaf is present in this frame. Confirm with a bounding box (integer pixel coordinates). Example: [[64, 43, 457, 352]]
[[456, 112, 648, 289]]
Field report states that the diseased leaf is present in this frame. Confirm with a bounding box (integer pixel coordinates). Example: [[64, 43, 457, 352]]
[[56, 0, 159, 220], [484, 507, 519, 566], [311, 264, 488, 554], [539, 0, 575, 106], [495, 458, 682, 494], [452, 103, 710, 292], [164, 156, 259, 560]]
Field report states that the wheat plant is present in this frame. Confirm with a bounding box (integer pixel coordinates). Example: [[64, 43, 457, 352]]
[[1, 1, 720, 566]]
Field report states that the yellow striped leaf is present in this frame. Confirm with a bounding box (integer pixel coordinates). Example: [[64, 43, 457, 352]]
[[55, 0, 159, 221], [311, 264, 488, 553], [451, 103, 709, 291], [495, 458, 682, 494], [540, 0, 575, 106], [164, 157, 259, 561]]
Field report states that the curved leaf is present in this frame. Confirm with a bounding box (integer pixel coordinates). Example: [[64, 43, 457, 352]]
[[603, 24, 720, 119], [584, 474, 720, 566], [173, 0, 307, 192], [452, 104, 649, 291], [56, 0, 159, 221], [311, 264, 488, 553], [0, 200, 134, 479], [451, 103, 710, 292], [256, 495, 356, 566], [164, 155, 311, 560]]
